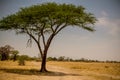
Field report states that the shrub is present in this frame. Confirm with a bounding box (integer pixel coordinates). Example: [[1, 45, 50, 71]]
[[18, 55, 26, 66]]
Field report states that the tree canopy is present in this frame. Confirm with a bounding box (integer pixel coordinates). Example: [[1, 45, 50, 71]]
[[0, 3, 96, 31], [0, 2, 97, 72]]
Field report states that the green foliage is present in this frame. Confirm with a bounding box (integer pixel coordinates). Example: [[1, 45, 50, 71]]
[[0, 2, 96, 33]]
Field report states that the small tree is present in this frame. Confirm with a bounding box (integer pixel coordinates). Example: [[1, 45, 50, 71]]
[[11, 50, 19, 61], [0, 3, 96, 72], [0, 45, 13, 61]]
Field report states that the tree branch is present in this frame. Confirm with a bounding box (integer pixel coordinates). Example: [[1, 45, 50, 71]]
[[27, 36, 32, 47], [55, 23, 67, 35], [38, 33, 41, 43], [44, 33, 55, 55], [41, 32, 46, 48], [54, 16, 68, 34], [26, 29, 43, 57], [41, 23, 46, 49], [43, 23, 67, 53]]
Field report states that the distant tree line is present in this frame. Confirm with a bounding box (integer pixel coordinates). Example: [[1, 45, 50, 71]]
[[0, 45, 119, 63], [47, 56, 120, 63]]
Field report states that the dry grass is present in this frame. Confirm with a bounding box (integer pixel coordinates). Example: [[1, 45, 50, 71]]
[[48, 61, 120, 76], [48, 61, 120, 80], [0, 61, 120, 80], [0, 61, 70, 80], [0, 61, 40, 70]]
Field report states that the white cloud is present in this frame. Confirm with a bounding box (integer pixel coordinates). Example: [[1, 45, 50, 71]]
[[96, 12, 120, 37]]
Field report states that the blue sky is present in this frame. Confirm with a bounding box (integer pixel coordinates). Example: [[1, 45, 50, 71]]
[[0, 0, 120, 61]]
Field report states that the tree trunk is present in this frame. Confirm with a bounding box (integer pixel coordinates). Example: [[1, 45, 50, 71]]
[[1, 53, 7, 61], [39, 34, 55, 72], [40, 53, 47, 72]]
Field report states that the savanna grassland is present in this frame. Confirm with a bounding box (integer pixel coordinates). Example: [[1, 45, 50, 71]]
[[48, 61, 120, 80], [0, 61, 120, 80]]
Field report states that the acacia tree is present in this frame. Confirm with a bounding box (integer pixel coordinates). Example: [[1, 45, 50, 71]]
[[0, 3, 96, 72]]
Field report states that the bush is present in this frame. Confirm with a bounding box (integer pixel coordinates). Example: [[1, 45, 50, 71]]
[[18, 58, 25, 65], [18, 55, 26, 66]]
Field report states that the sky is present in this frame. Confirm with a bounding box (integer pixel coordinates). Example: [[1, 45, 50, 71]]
[[0, 0, 120, 61]]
